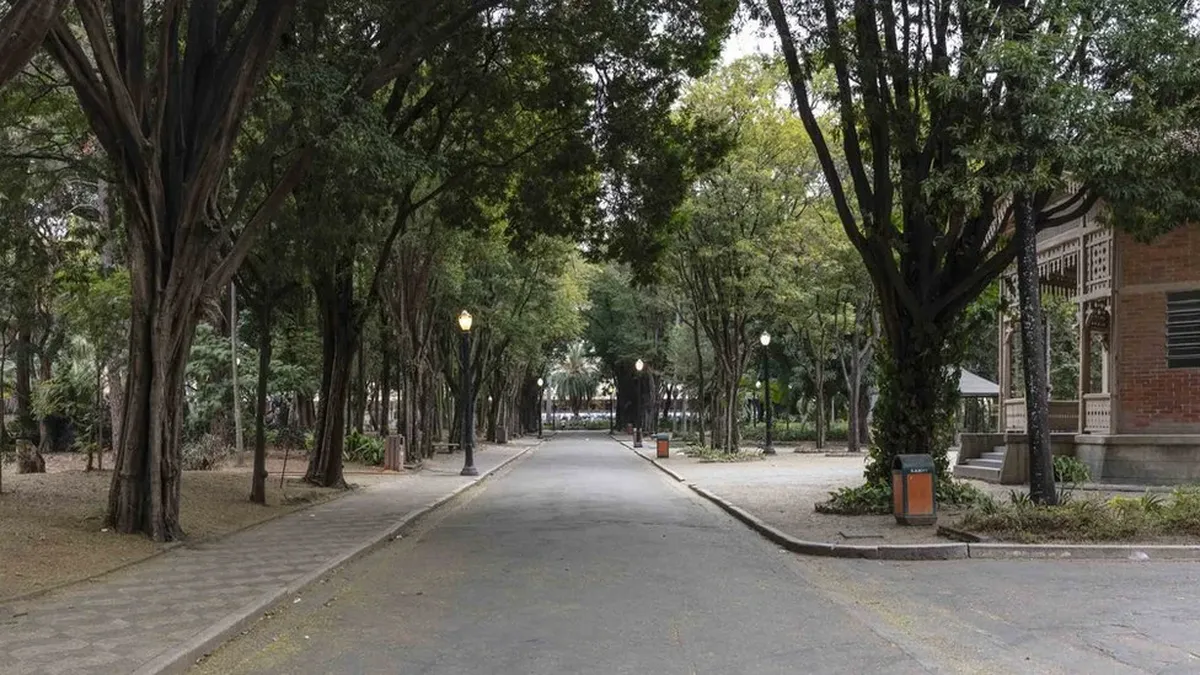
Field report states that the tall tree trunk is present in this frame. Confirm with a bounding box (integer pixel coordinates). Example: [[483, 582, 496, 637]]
[[251, 307, 272, 504], [1016, 195, 1057, 505], [864, 324, 959, 487], [231, 283, 245, 465], [690, 320, 706, 447], [379, 335, 391, 436], [815, 355, 826, 449], [14, 326, 34, 443], [307, 269, 357, 488], [108, 273, 199, 540], [354, 333, 366, 433]]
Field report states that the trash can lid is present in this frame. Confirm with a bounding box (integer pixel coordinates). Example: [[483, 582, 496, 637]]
[[893, 454, 934, 472], [654, 433, 671, 440]]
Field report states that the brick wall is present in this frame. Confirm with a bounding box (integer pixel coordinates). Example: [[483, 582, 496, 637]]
[[1116, 225, 1200, 433]]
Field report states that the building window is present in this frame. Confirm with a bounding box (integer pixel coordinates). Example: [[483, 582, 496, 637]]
[[1167, 290, 1200, 368]]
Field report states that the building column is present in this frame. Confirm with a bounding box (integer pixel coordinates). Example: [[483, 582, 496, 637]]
[[1078, 305, 1091, 434]]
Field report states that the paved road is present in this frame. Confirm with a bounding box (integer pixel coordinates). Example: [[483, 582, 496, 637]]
[[196, 433, 1200, 675]]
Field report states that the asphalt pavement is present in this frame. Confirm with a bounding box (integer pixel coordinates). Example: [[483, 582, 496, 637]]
[[194, 432, 1200, 675]]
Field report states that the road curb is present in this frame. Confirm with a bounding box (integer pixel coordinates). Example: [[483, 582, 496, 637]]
[[616, 438, 1200, 563], [688, 485, 969, 561], [966, 542, 1200, 560], [613, 437, 688, 483], [137, 442, 539, 675]]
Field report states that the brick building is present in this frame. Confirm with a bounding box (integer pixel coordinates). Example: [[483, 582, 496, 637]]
[[956, 204, 1200, 484]]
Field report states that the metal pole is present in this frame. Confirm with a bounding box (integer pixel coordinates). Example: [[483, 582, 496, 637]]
[[538, 384, 544, 439], [763, 350, 775, 455], [460, 329, 477, 476], [634, 373, 643, 448]]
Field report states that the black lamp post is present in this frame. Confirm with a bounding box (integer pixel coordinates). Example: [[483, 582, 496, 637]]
[[458, 310, 478, 476], [537, 377, 545, 439], [633, 359, 644, 448], [606, 384, 614, 434], [761, 331, 775, 455]]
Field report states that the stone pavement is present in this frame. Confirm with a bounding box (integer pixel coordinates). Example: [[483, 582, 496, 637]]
[[0, 441, 534, 675]]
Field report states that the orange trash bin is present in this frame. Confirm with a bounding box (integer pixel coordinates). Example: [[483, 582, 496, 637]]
[[892, 454, 937, 525], [655, 433, 670, 459]]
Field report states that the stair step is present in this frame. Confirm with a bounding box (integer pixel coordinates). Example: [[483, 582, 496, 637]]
[[955, 464, 1001, 482], [967, 458, 1004, 469], [981, 451, 1007, 461]]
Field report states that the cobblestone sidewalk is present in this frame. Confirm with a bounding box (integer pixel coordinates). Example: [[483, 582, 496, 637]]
[[0, 441, 534, 675]]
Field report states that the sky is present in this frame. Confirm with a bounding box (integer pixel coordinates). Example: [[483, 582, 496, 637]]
[[719, 13, 779, 64]]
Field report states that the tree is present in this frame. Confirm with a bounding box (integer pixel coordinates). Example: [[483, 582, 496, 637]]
[[669, 57, 816, 452], [759, 0, 1200, 496], [550, 343, 600, 417], [45, 2, 302, 540]]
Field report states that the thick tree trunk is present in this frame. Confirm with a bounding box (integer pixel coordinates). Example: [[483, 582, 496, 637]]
[[1016, 195, 1057, 505], [251, 309, 272, 504], [307, 285, 356, 488], [865, 324, 959, 487], [14, 326, 35, 443], [107, 280, 197, 541]]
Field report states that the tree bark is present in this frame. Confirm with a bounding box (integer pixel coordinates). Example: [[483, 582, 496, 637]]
[[379, 329, 391, 436], [14, 326, 34, 443], [307, 269, 356, 488], [0, 0, 69, 88], [1016, 195, 1057, 505], [107, 273, 198, 540], [251, 307, 272, 504]]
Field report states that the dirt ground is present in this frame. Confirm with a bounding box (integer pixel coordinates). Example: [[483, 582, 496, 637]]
[[0, 451, 404, 601]]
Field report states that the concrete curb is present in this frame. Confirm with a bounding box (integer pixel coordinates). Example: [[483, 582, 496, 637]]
[[616, 436, 1200, 562], [966, 543, 1200, 560], [689, 485, 969, 561], [136, 442, 539, 675], [613, 437, 688, 483]]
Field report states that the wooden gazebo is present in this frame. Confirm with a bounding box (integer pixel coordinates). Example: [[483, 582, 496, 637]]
[[957, 204, 1200, 484]]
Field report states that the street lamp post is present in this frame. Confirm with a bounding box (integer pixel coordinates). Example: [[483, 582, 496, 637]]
[[761, 331, 775, 455], [634, 359, 645, 448], [458, 310, 478, 475], [607, 385, 614, 434], [537, 377, 545, 439]]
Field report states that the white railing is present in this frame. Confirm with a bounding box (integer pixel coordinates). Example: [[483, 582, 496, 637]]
[[1004, 399, 1080, 433], [1005, 399, 1026, 432], [1084, 393, 1111, 433]]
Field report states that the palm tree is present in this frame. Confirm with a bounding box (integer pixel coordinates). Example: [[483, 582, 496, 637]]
[[550, 342, 600, 417]]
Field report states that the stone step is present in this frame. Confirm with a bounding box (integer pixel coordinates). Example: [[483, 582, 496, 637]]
[[967, 458, 1004, 469], [981, 451, 1007, 461], [954, 463, 1001, 482]]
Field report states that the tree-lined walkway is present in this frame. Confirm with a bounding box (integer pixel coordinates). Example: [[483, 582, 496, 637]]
[[0, 441, 533, 675], [192, 432, 931, 674]]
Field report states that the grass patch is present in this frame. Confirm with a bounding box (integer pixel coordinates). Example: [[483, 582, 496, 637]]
[[959, 487, 1200, 543], [681, 445, 764, 463]]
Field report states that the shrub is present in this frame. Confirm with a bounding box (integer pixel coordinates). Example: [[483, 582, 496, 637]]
[[739, 422, 849, 444], [816, 482, 892, 515], [343, 430, 384, 466], [182, 434, 233, 471], [1053, 456, 1091, 484], [681, 445, 763, 463], [960, 486, 1200, 542], [816, 477, 986, 515]]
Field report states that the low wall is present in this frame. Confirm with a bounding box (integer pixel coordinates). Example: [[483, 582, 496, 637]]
[[1001, 433, 1077, 485], [1074, 435, 1200, 484], [957, 433, 1006, 464]]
